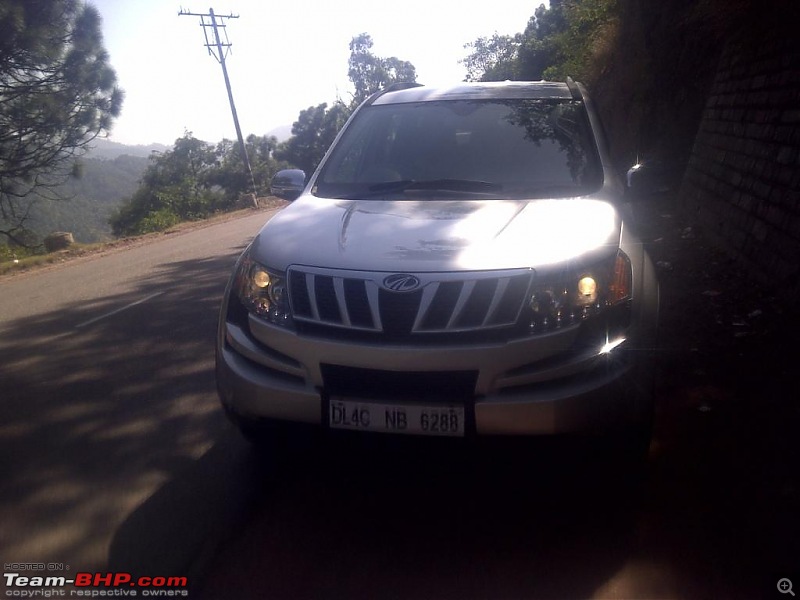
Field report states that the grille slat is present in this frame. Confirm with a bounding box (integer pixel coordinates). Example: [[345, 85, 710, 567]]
[[454, 278, 498, 328], [380, 288, 423, 336], [447, 280, 476, 330], [289, 271, 312, 318], [488, 274, 530, 325], [365, 283, 383, 331], [306, 273, 320, 321], [288, 267, 532, 336], [332, 277, 350, 326], [483, 277, 511, 326], [315, 276, 341, 323], [419, 281, 462, 330], [343, 279, 374, 328]]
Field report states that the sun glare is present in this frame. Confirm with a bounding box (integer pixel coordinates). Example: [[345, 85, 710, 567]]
[[456, 199, 619, 270]]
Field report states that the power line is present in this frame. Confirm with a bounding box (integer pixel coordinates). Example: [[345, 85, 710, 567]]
[[179, 7, 257, 204]]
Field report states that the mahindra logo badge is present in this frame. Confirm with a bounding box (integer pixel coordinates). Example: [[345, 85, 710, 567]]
[[383, 273, 421, 292]]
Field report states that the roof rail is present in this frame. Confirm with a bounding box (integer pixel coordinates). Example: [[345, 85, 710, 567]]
[[364, 81, 423, 106], [565, 77, 582, 100], [382, 81, 423, 94]]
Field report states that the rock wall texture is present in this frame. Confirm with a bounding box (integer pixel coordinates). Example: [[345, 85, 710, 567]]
[[679, 27, 800, 295]]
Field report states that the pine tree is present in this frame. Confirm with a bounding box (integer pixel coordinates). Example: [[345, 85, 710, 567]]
[[0, 0, 123, 246]]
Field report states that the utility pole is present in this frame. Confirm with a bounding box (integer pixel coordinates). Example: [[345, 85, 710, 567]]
[[179, 7, 257, 204]]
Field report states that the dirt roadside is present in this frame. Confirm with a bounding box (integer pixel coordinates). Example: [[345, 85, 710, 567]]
[[632, 190, 799, 596], [0, 198, 288, 282]]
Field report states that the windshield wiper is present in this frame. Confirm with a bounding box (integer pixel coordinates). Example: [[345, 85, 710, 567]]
[[505, 183, 590, 198], [331, 179, 503, 200], [368, 179, 503, 194]]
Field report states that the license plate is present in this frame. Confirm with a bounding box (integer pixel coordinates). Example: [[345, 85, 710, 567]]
[[329, 398, 465, 437]]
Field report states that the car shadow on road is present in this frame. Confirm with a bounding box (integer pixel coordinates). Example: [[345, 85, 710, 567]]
[[107, 429, 264, 582], [111, 431, 649, 600], [0, 247, 246, 570]]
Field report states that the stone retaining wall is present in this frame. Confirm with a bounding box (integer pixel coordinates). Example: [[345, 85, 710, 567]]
[[679, 30, 800, 294]]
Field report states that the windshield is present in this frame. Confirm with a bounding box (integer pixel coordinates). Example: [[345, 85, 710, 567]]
[[314, 99, 603, 200]]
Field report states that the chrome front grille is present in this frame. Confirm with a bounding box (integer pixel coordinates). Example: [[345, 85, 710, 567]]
[[288, 267, 533, 336]]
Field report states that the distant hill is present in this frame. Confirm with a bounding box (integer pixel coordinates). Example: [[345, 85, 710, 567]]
[[88, 138, 169, 159], [18, 150, 151, 244], [267, 125, 293, 142], [5, 133, 293, 247]]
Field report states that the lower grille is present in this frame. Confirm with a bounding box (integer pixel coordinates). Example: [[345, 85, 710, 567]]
[[321, 364, 478, 402]]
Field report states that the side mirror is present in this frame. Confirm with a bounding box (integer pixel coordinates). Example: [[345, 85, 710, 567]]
[[270, 169, 306, 201], [625, 158, 686, 199]]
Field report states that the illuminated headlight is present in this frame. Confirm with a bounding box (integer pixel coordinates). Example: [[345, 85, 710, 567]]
[[234, 255, 290, 326], [526, 250, 632, 335], [577, 276, 597, 299]]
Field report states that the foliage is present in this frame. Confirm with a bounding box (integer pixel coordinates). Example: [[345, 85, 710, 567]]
[[108, 33, 419, 238], [539, 0, 617, 81], [461, 0, 616, 83], [132, 207, 181, 234], [348, 33, 417, 107], [0, 0, 123, 246], [33, 154, 148, 241], [274, 102, 350, 175], [462, 34, 521, 82], [0, 152, 148, 251], [205, 134, 285, 203], [110, 132, 284, 237], [110, 134, 218, 236], [461, 0, 774, 170], [275, 34, 418, 175], [0, 242, 34, 263]]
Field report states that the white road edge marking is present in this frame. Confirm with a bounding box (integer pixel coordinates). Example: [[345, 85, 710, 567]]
[[75, 292, 165, 329]]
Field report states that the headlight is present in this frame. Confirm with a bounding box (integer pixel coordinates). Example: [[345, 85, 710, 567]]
[[526, 250, 632, 335], [233, 254, 291, 326]]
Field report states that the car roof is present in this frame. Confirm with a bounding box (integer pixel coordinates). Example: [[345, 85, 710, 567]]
[[371, 81, 574, 105]]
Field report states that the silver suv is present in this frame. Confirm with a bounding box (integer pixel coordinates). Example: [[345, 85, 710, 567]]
[[216, 80, 659, 448]]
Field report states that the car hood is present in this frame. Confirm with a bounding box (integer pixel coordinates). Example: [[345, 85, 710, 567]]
[[251, 196, 622, 273]]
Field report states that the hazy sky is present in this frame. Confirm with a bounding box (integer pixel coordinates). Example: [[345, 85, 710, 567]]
[[90, 0, 542, 146]]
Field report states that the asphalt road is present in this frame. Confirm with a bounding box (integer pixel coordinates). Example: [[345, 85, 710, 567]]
[[0, 209, 275, 588], [1, 200, 797, 600]]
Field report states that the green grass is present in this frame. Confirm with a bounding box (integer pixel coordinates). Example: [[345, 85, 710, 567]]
[[0, 198, 287, 278], [0, 243, 107, 276]]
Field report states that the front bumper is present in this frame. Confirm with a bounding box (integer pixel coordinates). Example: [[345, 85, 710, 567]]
[[216, 316, 655, 436]]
